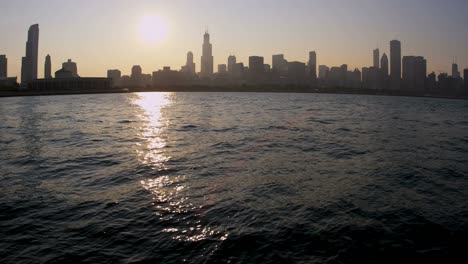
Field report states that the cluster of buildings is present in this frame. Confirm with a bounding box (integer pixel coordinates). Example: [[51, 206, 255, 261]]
[[106, 32, 467, 96], [1, 24, 111, 92], [1, 24, 467, 97]]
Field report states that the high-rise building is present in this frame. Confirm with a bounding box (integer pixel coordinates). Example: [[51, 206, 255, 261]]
[[131, 65, 142, 87], [390, 40, 401, 89], [362, 67, 369, 88], [0, 55, 7, 78], [381, 53, 389, 77], [249, 56, 264, 81], [308, 51, 317, 79], [288, 61, 306, 81], [353, 68, 362, 83], [452, 63, 460, 78], [272, 54, 288, 76], [181, 51, 196, 75], [218, 64, 227, 73], [21, 24, 39, 82], [373, 49, 380, 69], [232, 63, 244, 79], [228, 55, 236, 75], [62, 59, 78, 77], [200, 31, 213, 78], [426, 72, 437, 92], [402, 56, 427, 91], [44, 55, 52, 79], [318, 65, 329, 80], [107, 69, 122, 87]]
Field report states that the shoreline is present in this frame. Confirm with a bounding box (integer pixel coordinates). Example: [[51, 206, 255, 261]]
[[0, 87, 467, 101]]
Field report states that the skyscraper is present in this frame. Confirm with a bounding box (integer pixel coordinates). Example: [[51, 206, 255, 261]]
[[381, 53, 389, 77], [373, 49, 380, 69], [0, 55, 7, 78], [21, 24, 39, 82], [318, 65, 329, 80], [272, 54, 288, 76], [308, 51, 317, 79], [200, 31, 213, 78], [390, 40, 401, 89], [44, 55, 52, 79], [452, 63, 460, 78], [228, 55, 236, 75], [288, 61, 306, 81], [402, 56, 427, 91], [249, 56, 264, 81], [131, 65, 142, 86], [183, 51, 196, 75]]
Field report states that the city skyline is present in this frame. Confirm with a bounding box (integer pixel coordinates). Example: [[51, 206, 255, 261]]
[[1, 0, 467, 78]]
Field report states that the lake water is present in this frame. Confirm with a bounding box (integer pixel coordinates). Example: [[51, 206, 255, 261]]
[[1, 92, 468, 263]]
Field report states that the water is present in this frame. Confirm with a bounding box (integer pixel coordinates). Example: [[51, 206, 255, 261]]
[[1, 92, 467, 263]]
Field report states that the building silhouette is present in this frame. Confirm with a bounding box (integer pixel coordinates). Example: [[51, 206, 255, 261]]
[[55, 68, 74, 79], [390, 40, 401, 89], [107, 69, 122, 87], [452, 63, 460, 78], [218, 64, 227, 74], [288, 61, 306, 82], [200, 31, 213, 78], [426, 72, 437, 92], [402, 56, 427, 91], [272, 54, 288, 76], [181, 51, 196, 75], [367, 67, 380, 89], [227, 55, 236, 75], [131, 65, 142, 87], [44, 55, 52, 79], [249, 56, 264, 81], [351, 68, 362, 88], [62, 59, 78, 77], [0, 55, 7, 78], [21, 24, 39, 83], [381, 53, 389, 77], [232, 63, 244, 79], [362, 67, 369, 87], [373, 49, 380, 69], [308, 51, 317, 79], [318, 65, 329, 81]]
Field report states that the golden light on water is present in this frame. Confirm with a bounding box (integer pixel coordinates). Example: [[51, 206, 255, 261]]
[[133, 92, 171, 170], [133, 92, 228, 243]]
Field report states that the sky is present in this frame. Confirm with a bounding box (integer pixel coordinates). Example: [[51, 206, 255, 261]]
[[1, 0, 467, 78]]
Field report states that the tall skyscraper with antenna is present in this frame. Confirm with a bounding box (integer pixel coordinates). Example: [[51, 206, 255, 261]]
[[200, 31, 214, 78]]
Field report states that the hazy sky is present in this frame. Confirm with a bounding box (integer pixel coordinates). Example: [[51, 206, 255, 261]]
[[1, 0, 467, 78]]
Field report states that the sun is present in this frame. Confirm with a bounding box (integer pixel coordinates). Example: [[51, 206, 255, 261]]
[[139, 15, 168, 43]]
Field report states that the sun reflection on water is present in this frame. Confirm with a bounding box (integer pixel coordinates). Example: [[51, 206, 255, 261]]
[[133, 92, 228, 243], [133, 92, 172, 170]]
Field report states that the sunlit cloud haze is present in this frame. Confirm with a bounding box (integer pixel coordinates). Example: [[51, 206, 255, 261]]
[[1, 0, 467, 78]]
